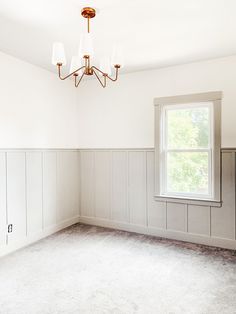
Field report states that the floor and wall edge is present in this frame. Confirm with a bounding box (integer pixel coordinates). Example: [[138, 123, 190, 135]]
[[79, 216, 236, 250], [0, 216, 80, 258]]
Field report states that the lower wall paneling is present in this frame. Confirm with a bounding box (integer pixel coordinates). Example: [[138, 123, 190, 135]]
[[111, 151, 128, 222], [7, 152, 27, 245], [146, 151, 166, 229], [211, 151, 235, 239], [94, 151, 111, 219], [128, 151, 147, 226], [79, 149, 236, 250], [0, 153, 6, 247], [0, 149, 80, 257], [80, 151, 94, 218], [42, 152, 57, 228], [1, 148, 236, 256], [26, 152, 43, 236], [57, 152, 79, 222]]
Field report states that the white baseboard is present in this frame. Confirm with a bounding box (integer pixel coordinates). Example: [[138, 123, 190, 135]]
[[1, 214, 235, 258], [0, 216, 80, 258], [79, 216, 236, 250]]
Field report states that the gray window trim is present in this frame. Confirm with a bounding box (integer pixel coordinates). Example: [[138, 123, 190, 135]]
[[154, 91, 222, 207]]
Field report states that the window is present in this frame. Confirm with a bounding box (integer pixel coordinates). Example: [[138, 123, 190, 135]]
[[154, 92, 221, 204]]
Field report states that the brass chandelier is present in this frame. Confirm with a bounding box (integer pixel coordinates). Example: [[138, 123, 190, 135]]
[[52, 7, 123, 88]]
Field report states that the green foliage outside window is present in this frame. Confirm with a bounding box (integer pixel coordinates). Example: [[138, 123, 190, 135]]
[[166, 107, 209, 194]]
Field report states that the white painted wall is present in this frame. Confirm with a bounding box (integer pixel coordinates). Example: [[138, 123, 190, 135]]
[[2, 52, 236, 149], [0, 51, 78, 148], [76, 55, 236, 148]]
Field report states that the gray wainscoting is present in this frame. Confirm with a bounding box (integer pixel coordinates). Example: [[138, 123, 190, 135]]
[[0, 150, 80, 256], [1, 148, 235, 256], [79, 149, 236, 250]]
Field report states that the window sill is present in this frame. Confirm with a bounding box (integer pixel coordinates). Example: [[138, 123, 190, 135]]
[[154, 195, 222, 207]]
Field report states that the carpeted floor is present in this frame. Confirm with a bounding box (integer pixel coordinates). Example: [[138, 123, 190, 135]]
[[0, 224, 236, 314]]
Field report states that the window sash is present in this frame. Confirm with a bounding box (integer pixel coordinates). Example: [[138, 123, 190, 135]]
[[160, 149, 213, 199], [160, 102, 214, 200]]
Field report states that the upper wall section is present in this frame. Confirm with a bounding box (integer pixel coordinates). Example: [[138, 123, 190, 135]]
[[0, 51, 78, 148], [76, 55, 236, 148]]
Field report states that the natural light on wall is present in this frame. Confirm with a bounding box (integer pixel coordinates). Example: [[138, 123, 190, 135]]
[[154, 92, 222, 205]]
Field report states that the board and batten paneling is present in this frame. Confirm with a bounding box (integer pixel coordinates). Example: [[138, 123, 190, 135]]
[[0, 149, 80, 257], [79, 149, 236, 250], [57, 152, 79, 222], [26, 152, 43, 236], [112, 151, 128, 222], [167, 203, 187, 232], [211, 152, 235, 239], [128, 151, 147, 226], [94, 151, 111, 219], [43, 152, 57, 228], [188, 205, 210, 236], [1, 148, 236, 255], [7, 152, 26, 244], [146, 151, 166, 229], [80, 151, 95, 217], [0, 153, 6, 247]]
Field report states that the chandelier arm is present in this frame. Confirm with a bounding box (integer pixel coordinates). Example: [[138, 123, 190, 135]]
[[57, 65, 86, 80], [75, 71, 86, 88], [93, 69, 107, 88], [106, 67, 119, 82], [92, 66, 106, 76]]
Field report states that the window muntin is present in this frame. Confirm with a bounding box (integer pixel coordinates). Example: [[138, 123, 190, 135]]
[[160, 102, 213, 199]]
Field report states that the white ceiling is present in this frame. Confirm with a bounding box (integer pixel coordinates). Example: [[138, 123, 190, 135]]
[[1, 0, 236, 74]]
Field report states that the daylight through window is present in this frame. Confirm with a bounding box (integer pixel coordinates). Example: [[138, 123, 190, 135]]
[[155, 92, 221, 203]]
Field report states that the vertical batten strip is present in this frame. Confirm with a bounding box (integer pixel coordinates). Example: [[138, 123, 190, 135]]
[[5, 153, 8, 245], [185, 204, 189, 233], [78, 151, 81, 217], [126, 151, 129, 223], [110, 151, 114, 221], [145, 151, 148, 227], [55, 152, 58, 224], [165, 201, 168, 230], [109, 151, 112, 220], [25, 152, 28, 236], [41, 152, 44, 230], [127, 151, 130, 224], [209, 205, 212, 237], [235, 152, 236, 241], [92, 151, 95, 218], [165, 201, 167, 229]]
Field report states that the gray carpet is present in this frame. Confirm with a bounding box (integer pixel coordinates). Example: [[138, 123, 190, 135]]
[[0, 224, 236, 314]]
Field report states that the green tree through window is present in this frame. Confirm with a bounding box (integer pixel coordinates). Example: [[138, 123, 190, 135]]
[[165, 105, 210, 195]]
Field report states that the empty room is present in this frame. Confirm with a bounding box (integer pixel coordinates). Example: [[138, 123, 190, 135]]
[[0, 0, 236, 313]]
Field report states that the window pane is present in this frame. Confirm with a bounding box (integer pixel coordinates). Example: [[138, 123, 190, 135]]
[[167, 105, 210, 149], [167, 152, 209, 195]]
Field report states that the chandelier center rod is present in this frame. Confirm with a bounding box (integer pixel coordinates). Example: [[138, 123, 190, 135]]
[[81, 7, 96, 33]]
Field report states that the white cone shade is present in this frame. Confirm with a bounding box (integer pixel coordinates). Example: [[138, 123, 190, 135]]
[[79, 33, 94, 57], [111, 44, 124, 67], [99, 57, 111, 76], [52, 42, 66, 65], [70, 56, 83, 75]]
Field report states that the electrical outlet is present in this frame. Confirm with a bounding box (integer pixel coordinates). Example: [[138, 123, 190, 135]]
[[8, 224, 13, 233]]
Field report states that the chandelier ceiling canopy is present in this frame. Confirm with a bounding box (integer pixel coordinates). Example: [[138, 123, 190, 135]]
[[52, 7, 123, 88]]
